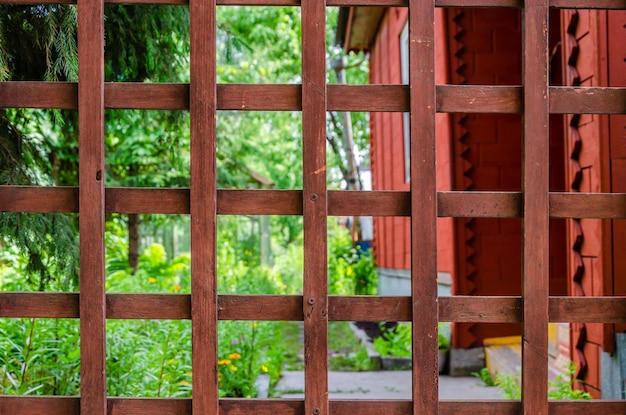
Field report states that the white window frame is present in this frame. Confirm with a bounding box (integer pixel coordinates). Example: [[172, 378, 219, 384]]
[[400, 21, 410, 183]]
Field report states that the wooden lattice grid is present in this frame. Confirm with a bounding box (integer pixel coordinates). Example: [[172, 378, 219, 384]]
[[1, 0, 626, 414]]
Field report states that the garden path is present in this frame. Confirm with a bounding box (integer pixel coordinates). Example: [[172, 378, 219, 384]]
[[275, 371, 503, 399]]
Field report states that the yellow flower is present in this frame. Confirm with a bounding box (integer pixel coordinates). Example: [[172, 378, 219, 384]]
[[148, 277, 156, 283], [167, 359, 175, 365], [229, 353, 241, 359], [218, 359, 231, 365], [179, 380, 190, 385], [173, 285, 181, 292], [260, 365, 268, 373], [230, 365, 238, 371]]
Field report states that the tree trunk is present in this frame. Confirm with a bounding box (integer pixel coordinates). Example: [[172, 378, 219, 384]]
[[128, 213, 140, 273]]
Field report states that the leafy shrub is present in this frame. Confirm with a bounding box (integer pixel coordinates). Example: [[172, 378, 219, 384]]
[[494, 363, 593, 400], [0, 318, 80, 395], [472, 367, 496, 387], [373, 322, 450, 357], [328, 222, 377, 296]]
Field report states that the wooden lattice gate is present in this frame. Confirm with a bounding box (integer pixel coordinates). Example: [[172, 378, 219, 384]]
[[1, 0, 626, 413]]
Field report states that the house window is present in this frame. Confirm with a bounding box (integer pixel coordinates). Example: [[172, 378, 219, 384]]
[[400, 21, 410, 183]]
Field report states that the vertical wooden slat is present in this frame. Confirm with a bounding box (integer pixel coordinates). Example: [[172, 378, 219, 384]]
[[301, 0, 328, 414], [78, 0, 106, 412], [522, 0, 550, 414], [409, 0, 438, 412], [189, 0, 218, 411]]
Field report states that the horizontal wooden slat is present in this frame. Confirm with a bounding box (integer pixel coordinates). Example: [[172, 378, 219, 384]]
[[0, 396, 80, 415], [4, 293, 624, 323], [218, 295, 303, 320], [219, 84, 301, 111], [549, 192, 626, 218], [550, 87, 626, 114], [0, 0, 518, 6], [217, 189, 302, 215], [332, 401, 520, 415], [108, 398, 191, 415], [437, 85, 521, 114], [329, 296, 411, 321], [0, 0, 623, 7], [1, 397, 625, 415], [0, 82, 77, 108], [5, 83, 626, 115], [550, 296, 626, 323], [0, 293, 79, 318], [105, 83, 189, 110], [548, 401, 626, 415], [328, 85, 407, 112], [439, 296, 522, 322], [329, 191, 410, 216], [438, 191, 522, 218], [549, 0, 626, 9], [0, 186, 78, 212], [107, 294, 190, 319], [106, 187, 189, 214], [8, 187, 626, 219]]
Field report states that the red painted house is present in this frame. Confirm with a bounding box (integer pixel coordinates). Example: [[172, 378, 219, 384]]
[[337, 7, 626, 398]]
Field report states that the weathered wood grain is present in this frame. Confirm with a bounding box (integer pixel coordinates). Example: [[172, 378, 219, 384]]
[[0, 186, 78, 212], [438, 191, 522, 218], [3, 293, 626, 323], [437, 85, 522, 113], [550, 87, 626, 114], [0, 292, 79, 318], [0, 396, 80, 415], [218, 84, 301, 111], [217, 189, 302, 215], [1, 397, 625, 415], [549, 0, 626, 9], [105, 187, 189, 214], [301, 0, 329, 412], [439, 296, 522, 323], [329, 190, 410, 216], [9, 187, 626, 220], [550, 192, 626, 218], [329, 296, 412, 321], [105, 83, 189, 109], [106, 294, 190, 320], [77, 0, 107, 411], [6, 83, 626, 115], [550, 297, 626, 323], [0, 0, 623, 8], [0, 82, 77, 108], [522, 0, 550, 412], [328, 85, 407, 112], [409, 0, 439, 410], [189, 0, 218, 410], [218, 295, 303, 320]]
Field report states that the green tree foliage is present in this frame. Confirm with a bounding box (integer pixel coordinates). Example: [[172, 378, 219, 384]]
[[1, 5, 373, 289]]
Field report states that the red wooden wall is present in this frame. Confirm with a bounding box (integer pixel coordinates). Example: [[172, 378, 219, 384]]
[[367, 5, 625, 397], [369, 8, 567, 347], [369, 8, 455, 276], [447, 8, 568, 348], [562, 9, 626, 398]]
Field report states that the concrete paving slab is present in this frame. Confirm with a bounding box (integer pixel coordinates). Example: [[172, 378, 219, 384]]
[[275, 371, 503, 400]]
